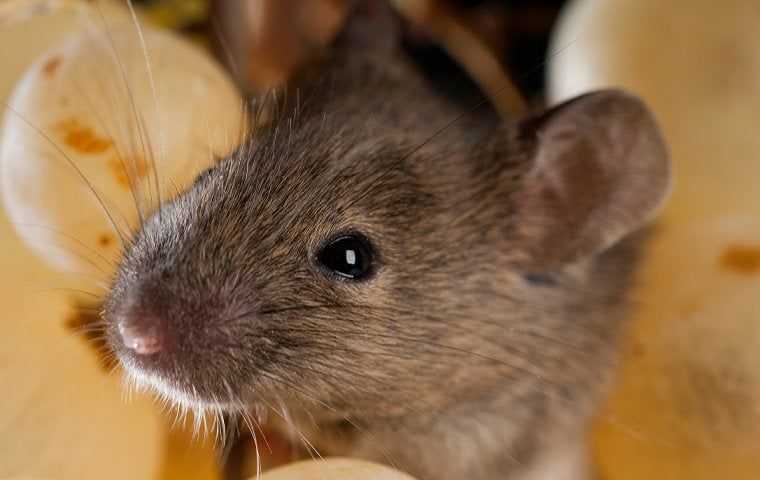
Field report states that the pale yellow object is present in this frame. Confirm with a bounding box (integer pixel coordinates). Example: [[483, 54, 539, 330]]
[[0, 1, 242, 480], [259, 458, 418, 480], [0, 155, 163, 479], [1, 0, 244, 280], [0, 1, 132, 98], [0, 5, 162, 480], [549, 1, 760, 479]]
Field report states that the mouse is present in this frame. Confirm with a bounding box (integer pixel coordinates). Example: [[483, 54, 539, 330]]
[[103, 2, 671, 479]]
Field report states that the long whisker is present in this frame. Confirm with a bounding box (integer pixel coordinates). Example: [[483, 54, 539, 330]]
[[45, 287, 105, 298], [270, 375, 406, 471], [5, 220, 118, 271], [273, 397, 323, 466], [260, 378, 403, 472], [215, 328, 552, 413], [254, 302, 590, 351], [126, 0, 163, 215], [224, 303, 593, 407], [234, 321, 579, 410], [93, 1, 154, 225], [72, 71, 145, 226], [282, 325, 549, 381], [2, 103, 128, 246], [239, 410, 262, 480]]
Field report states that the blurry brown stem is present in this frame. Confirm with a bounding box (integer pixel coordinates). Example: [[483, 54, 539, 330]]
[[391, 0, 527, 118]]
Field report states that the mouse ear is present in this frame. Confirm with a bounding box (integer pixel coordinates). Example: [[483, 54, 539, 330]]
[[331, 0, 402, 54], [510, 89, 672, 270]]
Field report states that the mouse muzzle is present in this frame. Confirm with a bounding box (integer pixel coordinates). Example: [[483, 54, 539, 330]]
[[104, 263, 259, 409]]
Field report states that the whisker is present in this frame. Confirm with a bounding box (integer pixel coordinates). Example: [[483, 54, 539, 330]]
[[126, 0, 163, 215], [240, 410, 262, 480], [93, 1, 155, 224], [68, 69, 145, 228], [134, 106, 158, 211], [253, 323, 577, 408], [4, 220, 118, 271], [70, 305, 104, 312], [275, 398, 324, 465], [258, 299, 598, 340], [2, 103, 128, 246], [256, 301, 592, 356]]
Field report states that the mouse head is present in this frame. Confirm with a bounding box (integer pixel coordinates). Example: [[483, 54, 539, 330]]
[[105, 1, 671, 422]]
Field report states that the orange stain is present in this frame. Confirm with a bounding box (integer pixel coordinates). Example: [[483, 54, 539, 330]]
[[108, 154, 151, 190], [56, 118, 112, 154], [64, 302, 116, 372], [720, 245, 760, 275], [42, 56, 62, 77], [98, 233, 114, 248]]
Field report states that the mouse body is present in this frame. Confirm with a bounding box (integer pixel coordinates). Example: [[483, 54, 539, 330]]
[[104, 3, 671, 479]]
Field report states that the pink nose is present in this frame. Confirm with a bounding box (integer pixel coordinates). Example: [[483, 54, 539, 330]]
[[118, 318, 163, 355]]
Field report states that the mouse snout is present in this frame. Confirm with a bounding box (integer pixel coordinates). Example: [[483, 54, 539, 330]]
[[116, 313, 167, 356]]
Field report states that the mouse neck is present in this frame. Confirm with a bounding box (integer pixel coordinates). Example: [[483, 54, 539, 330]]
[[297, 390, 596, 480]]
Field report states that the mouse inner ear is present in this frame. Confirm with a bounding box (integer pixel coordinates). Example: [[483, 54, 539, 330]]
[[510, 89, 672, 270], [331, 0, 403, 54]]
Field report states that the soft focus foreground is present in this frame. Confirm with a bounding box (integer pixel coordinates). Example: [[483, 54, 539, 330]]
[[0, 226, 163, 479], [551, 0, 760, 479], [260, 459, 418, 480], [1, 1, 244, 280], [0, 12, 161, 479], [0, 2, 225, 480]]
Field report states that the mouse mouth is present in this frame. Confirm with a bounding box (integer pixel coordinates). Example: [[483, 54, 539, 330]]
[[102, 286, 266, 412], [106, 318, 259, 413], [120, 360, 236, 411], [115, 348, 258, 414]]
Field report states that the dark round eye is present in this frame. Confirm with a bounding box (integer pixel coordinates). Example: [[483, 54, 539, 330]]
[[317, 235, 374, 280]]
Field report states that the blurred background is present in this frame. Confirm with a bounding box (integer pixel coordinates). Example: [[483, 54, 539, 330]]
[[1, 1, 759, 479], [133, 0, 568, 99]]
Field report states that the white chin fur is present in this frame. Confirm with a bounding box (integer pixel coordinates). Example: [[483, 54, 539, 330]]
[[120, 359, 238, 415]]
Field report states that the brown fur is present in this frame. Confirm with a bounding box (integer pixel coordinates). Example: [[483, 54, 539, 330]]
[[104, 3, 671, 479]]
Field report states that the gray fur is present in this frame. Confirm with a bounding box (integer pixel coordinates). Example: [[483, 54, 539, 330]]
[[104, 3, 671, 479]]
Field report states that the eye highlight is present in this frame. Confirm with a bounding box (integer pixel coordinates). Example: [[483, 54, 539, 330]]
[[317, 234, 375, 281]]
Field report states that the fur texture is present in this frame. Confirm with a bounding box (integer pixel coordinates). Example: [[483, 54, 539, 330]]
[[105, 3, 671, 479]]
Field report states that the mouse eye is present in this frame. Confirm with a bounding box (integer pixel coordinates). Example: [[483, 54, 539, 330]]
[[317, 234, 374, 280]]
